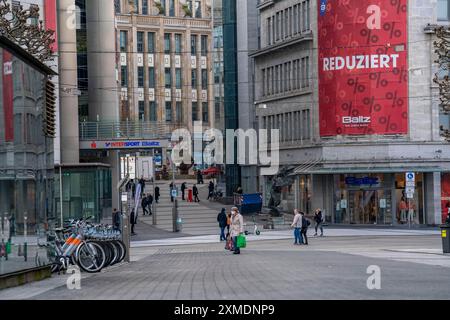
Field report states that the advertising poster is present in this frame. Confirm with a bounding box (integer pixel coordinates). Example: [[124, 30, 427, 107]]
[[318, 0, 408, 136], [441, 173, 450, 223]]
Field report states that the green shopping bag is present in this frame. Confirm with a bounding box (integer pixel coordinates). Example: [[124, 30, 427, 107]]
[[237, 234, 247, 248]]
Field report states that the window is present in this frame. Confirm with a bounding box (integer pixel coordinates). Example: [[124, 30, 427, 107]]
[[175, 34, 182, 54], [138, 67, 144, 87], [285, 9, 289, 38], [150, 102, 157, 121], [195, 1, 201, 18], [139, 101, 145, 120], [201, 69, 208, 90], [114, 0, 121, 13], [267, 17, 271, 45], [293, 5, 298, 34], [29, 4, 39, 26], [192, 102, 199, 122], [142, 0, 148, 14], [176, 102, 182, 123], [438, 0, 450, 20], [148, 32, 155, 53], [191, 69, 197, 87], [176, 69, 182, 89], [148, 67, 155, 88], [215, 97, 221, 119], [165, 102, 172, 122], [137, 32, 144, 53], [169, 0, 175, 16], [202, 102, 208, 122], [133, 0, 139, 13], [201, 35, 208, 56], [165, 68, 172, 88], [121, 66, 128, 87], [191, 35, 197, 55], [164, 33, 171, 54], [262, 69, 266, 96], [120, 31, 128, 52]]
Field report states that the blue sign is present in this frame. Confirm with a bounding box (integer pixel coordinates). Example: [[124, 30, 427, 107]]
[[320, 0, 327, 16], [345, 177, 379, 186]]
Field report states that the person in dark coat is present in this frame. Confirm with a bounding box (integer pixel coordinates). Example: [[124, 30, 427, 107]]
[[193, 184, 200, 202], [147, 194, 154, 215], [170, 182, 174, 203], [181, 182, 187, 201], [141, 194, 148, 215], [130, 209, 137, 235], [301, 212, 310, 245], [155, 186, 160, 203], [207, 181, 215, 200], [112, 208, 121, 231], [197, 170, 204, 184], [217, 208, 228, 241], [139, 176, 145, 192]]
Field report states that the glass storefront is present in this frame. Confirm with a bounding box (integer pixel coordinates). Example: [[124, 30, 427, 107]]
[[54, 166, 112, 223], [333, 173, 425, 225], [0, 45, 54, 275]]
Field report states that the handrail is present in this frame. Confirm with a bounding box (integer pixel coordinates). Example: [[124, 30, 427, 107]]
[[79, 121, 183, 141]]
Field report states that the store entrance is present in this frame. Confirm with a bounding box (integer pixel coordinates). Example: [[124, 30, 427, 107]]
[[348, 189, 392, 225]]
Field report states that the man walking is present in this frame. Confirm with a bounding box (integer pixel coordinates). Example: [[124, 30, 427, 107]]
[[301, 212, 310, 245], [314, 208, 324, 237], [217, 208, 227, 241], [141, 194, 148, 216], [181, 182, 187, 201], [291, 209, 303, 245], [193, 184, 200, 202], [130, 209, 137, 236], [207, 181, 215, 200], [155, 186, 160, 203], [147, 193, 154, 215]]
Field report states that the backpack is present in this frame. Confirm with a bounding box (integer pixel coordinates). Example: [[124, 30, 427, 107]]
[[302, 216, 310, 228]]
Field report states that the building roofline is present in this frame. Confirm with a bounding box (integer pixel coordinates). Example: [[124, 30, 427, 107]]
[[0, 36, 57, 76]]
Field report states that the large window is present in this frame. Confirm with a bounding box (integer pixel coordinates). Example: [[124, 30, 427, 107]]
[[176, 102, 182, 123], [175, 34, 182, 54], [202, 102, 208, 122], [148, 32, 155, 53], [194, 0, 201, 18], [169, 0, 175, 16], [191, 69, 197, 87], [121, 66, 128, 87], [191, 35, 197, 55], [120, 31, 128, 52], [150, 102, 157, 121], [138, 67, 144, 87], [192, 102, 199, 122], [438, 0, 450, 20], [165, 68, 172, 88], [201, 35, 208, 56], [165, 102, 172, 122], [142, 0, 148, 14], [176, 69, 182, 89], [201, 69, 208, 90], [137, 32, 144, 53], [133, 0, 139, 13], [164, 33, 171, 54], [148, 67, 155, 88], [114, 0, 121, 13], [139, 101, 145, 120]]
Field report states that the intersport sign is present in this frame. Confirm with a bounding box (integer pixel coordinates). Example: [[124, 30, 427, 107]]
[[318, 0, 408, 136]]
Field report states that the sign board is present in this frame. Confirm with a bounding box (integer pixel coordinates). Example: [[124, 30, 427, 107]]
[[318, 0, 408, 136], [406, 172, 415, 183], [340, 199, 347, 209], [406, 191, 414, 199], [405, 186, 415, 194], [379, 199, 386, 209], [80, 140, 168, 150]]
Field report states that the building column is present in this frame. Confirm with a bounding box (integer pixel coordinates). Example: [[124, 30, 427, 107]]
[[425, 172, 442, 225], [57, 0, 80, 163], [107, 150, 121, 211]]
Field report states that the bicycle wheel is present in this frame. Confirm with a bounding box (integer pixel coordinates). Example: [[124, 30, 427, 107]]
[[75, 241, 106, 273], [114, 239, 126, 263]]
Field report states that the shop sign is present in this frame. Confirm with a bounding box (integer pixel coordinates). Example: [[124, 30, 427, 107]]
[[345, 176, 379, 186], [379, 199, 386, 208], [318, 0, 408, 136]]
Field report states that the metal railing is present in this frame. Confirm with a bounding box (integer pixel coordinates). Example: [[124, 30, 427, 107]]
[[79, 121, 183, 141]]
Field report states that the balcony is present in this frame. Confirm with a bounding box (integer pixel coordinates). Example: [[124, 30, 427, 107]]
[[79, 121, 183, 141], [116, 14, 212, 30]]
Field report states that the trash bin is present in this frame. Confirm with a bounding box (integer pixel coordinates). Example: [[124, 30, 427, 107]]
[[440, 224, 450, 253]]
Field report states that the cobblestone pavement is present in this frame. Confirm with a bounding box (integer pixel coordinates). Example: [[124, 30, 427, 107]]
[[1, 234, 449, 300]]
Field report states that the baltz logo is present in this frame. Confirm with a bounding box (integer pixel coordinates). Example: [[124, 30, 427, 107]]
[[320, 0, 327, 16], [342, 116, 371, 125]]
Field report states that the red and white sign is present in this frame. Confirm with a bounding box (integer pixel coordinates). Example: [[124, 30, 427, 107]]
[[318, 0, 408, 136]]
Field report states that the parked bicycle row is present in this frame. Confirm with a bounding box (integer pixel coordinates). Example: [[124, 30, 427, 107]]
[[42, 217, 126, 274]]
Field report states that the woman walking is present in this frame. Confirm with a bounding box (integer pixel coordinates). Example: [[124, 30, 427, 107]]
[[230, 207, 244, 254], [314, 208, 324, 237]]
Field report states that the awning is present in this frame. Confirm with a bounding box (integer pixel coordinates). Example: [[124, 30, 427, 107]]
[[290, 158, 323, 175], [290, 165, 443, 175]]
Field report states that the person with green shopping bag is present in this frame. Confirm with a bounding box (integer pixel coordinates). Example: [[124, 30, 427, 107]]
[[230, 207, 245, 254]]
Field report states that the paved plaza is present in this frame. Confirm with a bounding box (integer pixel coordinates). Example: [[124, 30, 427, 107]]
[[1, 231, 449, 300]]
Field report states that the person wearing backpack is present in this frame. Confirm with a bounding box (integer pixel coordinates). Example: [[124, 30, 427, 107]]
[[301, 212, 310, 245], [314, 208, 324, 237], [291, 209, 303, 245], [217, 208, 228, 241]]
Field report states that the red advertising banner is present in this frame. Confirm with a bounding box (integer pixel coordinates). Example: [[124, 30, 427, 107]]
[[441, 173, 450, 223], [2, 50, 14, 142], [44, 0, 58, 52], [318, 0, 408, 136]]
